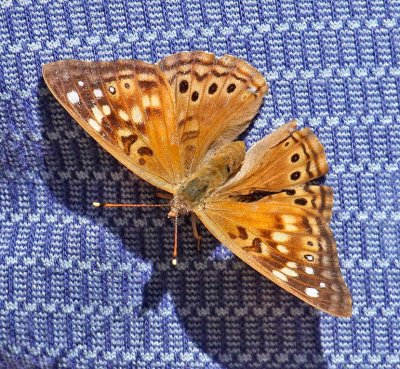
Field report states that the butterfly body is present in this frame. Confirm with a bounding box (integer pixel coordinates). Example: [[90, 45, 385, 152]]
[[171, 141, 245, 216], [43, 51, 352, 317]]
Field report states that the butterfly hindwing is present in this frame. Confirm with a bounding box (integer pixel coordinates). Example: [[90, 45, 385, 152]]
[[43, 59, 183, 193], [196, 192, 351, 317], [158, 51, 268, 175]]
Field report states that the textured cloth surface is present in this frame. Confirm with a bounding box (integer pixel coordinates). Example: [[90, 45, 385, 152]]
[[0, 0, 399, 368]]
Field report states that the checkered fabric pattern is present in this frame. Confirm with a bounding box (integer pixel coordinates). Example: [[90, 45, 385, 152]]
[[0, 1, 399, 368]]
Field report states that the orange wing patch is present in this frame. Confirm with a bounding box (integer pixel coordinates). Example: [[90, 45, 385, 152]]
[[197, 196, 351, 317], [43, 59, 182, 192], [159, 51, 268, 175]]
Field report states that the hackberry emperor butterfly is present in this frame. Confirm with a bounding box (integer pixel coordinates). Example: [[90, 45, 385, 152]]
[[43, 51, 352, 317]]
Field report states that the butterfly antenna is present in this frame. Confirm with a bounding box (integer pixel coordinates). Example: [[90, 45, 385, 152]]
[[93, 202, 169, 208], [172, 214, 179, 266]]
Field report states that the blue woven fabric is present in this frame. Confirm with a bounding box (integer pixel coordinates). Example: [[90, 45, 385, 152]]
[[1, 1, 399, 368]]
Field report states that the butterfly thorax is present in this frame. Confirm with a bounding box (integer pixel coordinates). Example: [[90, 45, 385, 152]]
[[170, 141, 246, 216]]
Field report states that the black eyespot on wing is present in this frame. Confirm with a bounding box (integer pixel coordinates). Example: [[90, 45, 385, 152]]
[[291, 171, 301, 180], [208, 83, 218, 94], [291, 153, 300, 162], [109, 86, 116, 95], [191, 91, 199, 101], [179, 80, 189, 93], [227, 83, 236, 93], [295, 198, 308, 206]]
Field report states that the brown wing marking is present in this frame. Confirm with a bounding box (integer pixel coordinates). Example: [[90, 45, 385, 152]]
[[43, 59, 182, 192], [196, 196, 351, 317], [158, 51, 268, 176]]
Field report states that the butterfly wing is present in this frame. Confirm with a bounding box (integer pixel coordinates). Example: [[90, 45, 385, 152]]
[[43, 59, 183, 193], [158, 51, 268, 176], [196, 187, 352, 317], [220, 122, 329, 194], [197, 124, 351, 316]]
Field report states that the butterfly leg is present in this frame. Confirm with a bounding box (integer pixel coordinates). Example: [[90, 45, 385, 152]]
[[191, 213, 203, 252]]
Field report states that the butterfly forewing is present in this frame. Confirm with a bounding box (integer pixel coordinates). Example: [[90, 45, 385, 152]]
[[158, 51, 268, 175], [221, 126, 329, 194], [196, 195, 352, 317], [43, 59, 182, 193]]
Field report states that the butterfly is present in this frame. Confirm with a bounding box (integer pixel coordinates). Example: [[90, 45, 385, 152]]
[[42, 51, 352, 317]]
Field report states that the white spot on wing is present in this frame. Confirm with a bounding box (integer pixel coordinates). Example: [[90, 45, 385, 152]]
[[286, 261, 297, 268], [305, 254, 314, 261], [281, 215, 297, 223], [102, 105, 111, 116], [320, 282, 326, 288], [78, 80, 84, 86], [151, 94, 161, 107], [93, 89, 103, 98], [272, 270, 288, 282], [272, 232, 290, 243], [142, 95, 151, 108], [260, 243, 269, 254], [119, 110, 129, 121], [67, 90, 79, 104], [305, 287, 319, 297], [281, 267, 298, 277], [277, 245, 288, 254], [88, 118, 101, 131], [118, 128, 133, 137], [285, 224, 298, 232], [132, 106, 143, 123], [92, 106, 104, 123], [305, 267, 314, 275]]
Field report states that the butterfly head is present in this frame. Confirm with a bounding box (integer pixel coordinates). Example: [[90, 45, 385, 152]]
[[167, 197, 190, 218], [169, 174, 215, 219]]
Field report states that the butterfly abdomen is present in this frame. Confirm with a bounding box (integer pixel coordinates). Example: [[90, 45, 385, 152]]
[[173, 141, 245, 212]]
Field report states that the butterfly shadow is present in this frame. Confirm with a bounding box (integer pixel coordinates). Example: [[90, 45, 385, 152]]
[[38, 84, 328, 369]]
